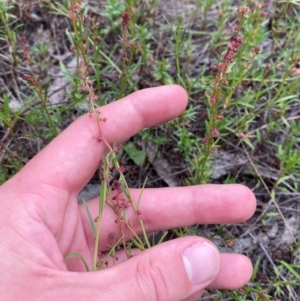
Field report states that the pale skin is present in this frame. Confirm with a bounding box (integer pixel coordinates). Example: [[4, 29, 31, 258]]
[[0, 85, 256, 301]]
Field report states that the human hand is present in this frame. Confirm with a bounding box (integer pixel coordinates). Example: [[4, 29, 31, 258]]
[[0, 85, 256, 301]]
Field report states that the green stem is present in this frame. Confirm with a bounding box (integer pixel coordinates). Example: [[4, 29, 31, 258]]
[[37, 88, 58, 136], [93, 180, 107, 271], [174, 20, 183, 84]]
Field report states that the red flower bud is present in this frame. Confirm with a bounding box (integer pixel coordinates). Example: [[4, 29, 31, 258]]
[[210, 95, 216, 104], [212, 128, 219, 137]]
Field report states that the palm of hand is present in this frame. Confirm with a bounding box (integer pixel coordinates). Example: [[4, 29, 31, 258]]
[[0, 86, 256, 301]]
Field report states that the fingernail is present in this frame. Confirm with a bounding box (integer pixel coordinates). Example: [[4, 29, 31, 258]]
[[182, 242, 219, 285]]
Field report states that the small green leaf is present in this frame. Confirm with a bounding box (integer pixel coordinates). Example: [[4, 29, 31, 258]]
[[120, 178, 131, 201], [226, 62, 236, 73], [64, 252, 90, 271], [123, 142, 146, 166], [65, 28, 75, 45], [59, 61, 75, 84], [234, 101, 255, 108], [251, 257, 261, 281], [280, 261, 300, 280], [242, 137, 254, 150], [99, 180, 107, 217], [275, 95, 297, 104], [276, 175, 293, 186], [82, 198, 96, 239]]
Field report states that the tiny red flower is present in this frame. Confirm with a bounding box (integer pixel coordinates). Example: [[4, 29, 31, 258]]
[[202, 137, 210, 144], [118, 166, 125, 173], [260, 12, 266, 18], [210, 95, 216, 104], [212, 128, 219, 137]]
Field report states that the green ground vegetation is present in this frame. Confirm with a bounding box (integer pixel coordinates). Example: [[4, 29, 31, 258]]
[[1, 0, 300, 300]]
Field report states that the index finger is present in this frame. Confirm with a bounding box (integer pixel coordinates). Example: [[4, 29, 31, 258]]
[[14, 85, 188, 193]]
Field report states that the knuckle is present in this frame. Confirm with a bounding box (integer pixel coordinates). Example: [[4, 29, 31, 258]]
[[134, 254, 171, 301]]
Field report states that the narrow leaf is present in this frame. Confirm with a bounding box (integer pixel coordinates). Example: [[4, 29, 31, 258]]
[[234, 101, 255, 108], [280, 261, 300, 280], [120, 178, 131, 202], [65, 28, 75, 45], [99, 180, 107, 217], [82, 198, 96, 239], [137, 177, 147, 209], [157, 231, 168, 245], [64, 252, 90, 271]]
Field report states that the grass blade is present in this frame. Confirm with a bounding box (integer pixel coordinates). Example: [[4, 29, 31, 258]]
[[82, 198, 96, 239], [280, 261, 300, 280], [64, 252, 90, 272]]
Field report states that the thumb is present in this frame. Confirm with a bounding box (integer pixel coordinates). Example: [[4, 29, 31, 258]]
[[87, 237, 220, 301]]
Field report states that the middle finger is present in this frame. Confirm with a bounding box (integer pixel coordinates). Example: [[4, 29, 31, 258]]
[[79, 184, 256, 250]]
